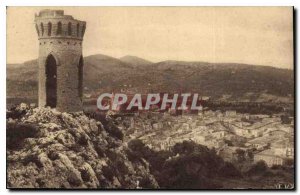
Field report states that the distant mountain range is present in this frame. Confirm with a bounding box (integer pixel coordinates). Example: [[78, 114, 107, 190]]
[[119, 55, 152, 66], [7, 54, 294, 104]]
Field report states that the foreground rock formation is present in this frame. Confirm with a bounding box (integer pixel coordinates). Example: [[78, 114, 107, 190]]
[[7, 106, 158, 189]]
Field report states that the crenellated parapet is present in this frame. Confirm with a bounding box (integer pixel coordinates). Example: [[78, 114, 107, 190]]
[[35, 9, 86, 40]]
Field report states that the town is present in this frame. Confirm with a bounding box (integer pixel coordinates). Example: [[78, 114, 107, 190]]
[[96, 93, 204, 111], [6, 7, 294, 189], [112, 108, 294, 168]]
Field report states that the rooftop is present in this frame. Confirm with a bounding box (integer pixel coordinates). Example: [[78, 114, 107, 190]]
[[254, 149, 278, 157], [35, 9, 74, 20]]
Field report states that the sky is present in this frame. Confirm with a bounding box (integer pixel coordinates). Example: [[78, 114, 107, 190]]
[[7, 7, 293, 69]]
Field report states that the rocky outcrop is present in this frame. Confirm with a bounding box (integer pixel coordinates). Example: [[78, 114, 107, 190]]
[[7, 106, 158, 189]]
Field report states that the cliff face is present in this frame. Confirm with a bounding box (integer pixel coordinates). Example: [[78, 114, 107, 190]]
[[7, 106, 158, 189]]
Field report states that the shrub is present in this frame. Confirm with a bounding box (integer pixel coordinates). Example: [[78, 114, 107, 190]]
[[94, 144, 106, 158], [22, 153, 42, 168], [105, 122, 124, 140], [77, 134, 89, 146], [102, 165, 114, 181], [7, 122, 39, 150], [284, 158, 294, 167], [47, 150, 59, 161], [246, 160, 268, 176], [157, 141, 224, 189], [219, 162, 242, 178], [139, 176, 157, 189], [6, 106, 27, 119]]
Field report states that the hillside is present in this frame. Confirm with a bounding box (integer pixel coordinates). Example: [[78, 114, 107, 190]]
[[7, 105, 294, 189], [7, 106, 158, 188], [119, 55, 153, 66], [7, 54, 294, 105]]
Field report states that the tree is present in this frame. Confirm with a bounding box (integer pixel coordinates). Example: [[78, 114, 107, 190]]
[[158, 141, 224, 189], [281, 114, 292, 124], [246, 160, 268, 176], [218, 162, 242, 178], [234, 149, 246, 163], [126, 139, 153, 162]]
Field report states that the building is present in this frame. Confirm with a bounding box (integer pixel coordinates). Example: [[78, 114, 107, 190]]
[[192, 132, 212, 144], [225, 110, 237, 117], [35, 10, 86, 112], [152, 122, 163, 130], [218, 146, 248, 162], [272, 139, 294, 158], [212, 130, 227, 139], [251, 129, 264, 138], [254, 149, 285, 167], [246, 140, 269, 150], [233, 127, 252, 138]]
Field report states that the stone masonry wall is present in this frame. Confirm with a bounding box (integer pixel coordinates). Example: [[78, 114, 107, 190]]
[[35, 10, 86, 112], [38, 39, 83, 112]]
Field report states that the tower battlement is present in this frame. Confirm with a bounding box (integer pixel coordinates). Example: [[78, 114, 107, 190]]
[[35, 9, 86, 40]]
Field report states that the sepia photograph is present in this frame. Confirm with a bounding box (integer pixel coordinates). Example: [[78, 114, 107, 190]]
[[6, 6, 295, 190]]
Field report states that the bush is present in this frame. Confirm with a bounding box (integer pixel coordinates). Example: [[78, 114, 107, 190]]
[[102, 165, 114, 181], [271, 164, 284, 170], [94, 144, 106, 158], [284, 158, 294, 167], [246, 160, 268, 176], [139, 177, 157, 189], [126, 140, 240, 188], [157, 141, 225, 189], [77, 134, 89, 146], [234, 149, 246, 163], [128, 139, 145, 151], [6, 106, 27, 119], [219, 162, 242, 178], [84, 111, 124, 140], [22, 153, 43, 168], [47, 150, 59, 161], [7, 122, 39, 150], [263, 171, 275, 177], [172, 140, 210, 155], [147, 150, 172, 172], [105, 122, 124, 140], [126, 139, 150, 162]]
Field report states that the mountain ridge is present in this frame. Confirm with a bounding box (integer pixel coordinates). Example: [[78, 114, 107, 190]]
[[7, 54, 294, 104], [7, 54, 293, 71], [119, 55, 153, 66]]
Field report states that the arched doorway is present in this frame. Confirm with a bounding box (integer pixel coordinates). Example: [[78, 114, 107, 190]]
[[45, 54, 57, 108], [78, 56, 83, 102]]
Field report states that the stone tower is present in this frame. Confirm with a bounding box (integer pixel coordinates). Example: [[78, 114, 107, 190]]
[[35, 9, 86, 112]]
